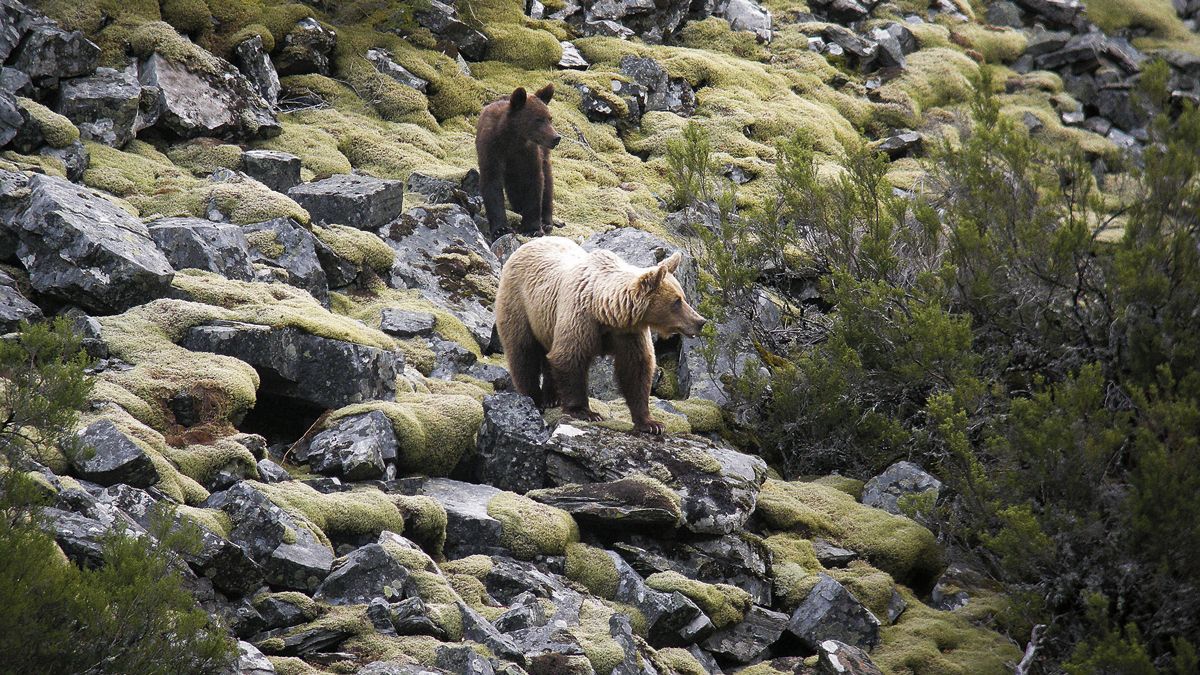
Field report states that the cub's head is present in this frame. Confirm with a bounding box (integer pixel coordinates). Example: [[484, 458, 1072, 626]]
[[634, 252, 707, 337], [507, 85, 561, 149]]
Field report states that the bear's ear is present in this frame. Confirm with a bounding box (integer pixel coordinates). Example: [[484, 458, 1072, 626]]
[[510, 87, 528, 109], [536, 83, 555, 103], [661, 251, 682, 274], [637, 264, 669, 293]]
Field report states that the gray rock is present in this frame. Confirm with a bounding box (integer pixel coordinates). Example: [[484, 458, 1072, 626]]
[[0, 267, 41, 331], [379, 204, 498, 349], [387, 477, 504, 559], [405, 170, 482, 217], [1095, 86, 1146, 133], [10, 22, 99, 86], [275, 18, 337, 76], [528, 475, 681, 527], [358, 662, 440, 675], [813, 538, 858, 567], [583, 227, 697, 299], [255, 593, 312, 630], [389, 596, 446, 637], [0, 66, 32, 96], [302, 411, 395, 481], [566, 0, 691, 42], [205, 481, 334, 591], [822, 24, 877, 65], [39, 140, 88, 182], [702, 605, 789, 663], [257, 458, 292, 483], [1084, 116, 1113, 136], [240, 150, 301, 194], [366, 48, 429, 92], [414, 0, 489, 61], [816, 639, 883, 675], [40, 506, 113, 568], [547, 424, 767, 535], [137, 52, 279, 140], [232, 641, 275, 675], [0, 0, 31, 63], [868, 26, 906, 70], [558, 41, 589, 69], [244, 216, 330, 304], [288, 173, 404, 230], [467, 362, 512, 390], [380, 308, 436, 338], [1024, 29, 1071, 57], [470, 393, 552, 493], [872, 130, 921, 159], [69, 420, 158, 488], [788, 574, 881, 651], [0, 89, 21, 148], [494, 592, 547, 633], [459, 601, 526, 665], [718, 0, 772, 42], [619, 56, 695, 116], [148, 217, 256, 281], [1013, 0, 1082, 26], [583, 18, 635, 39], [862, 460, 941, 516], [1035, 31, 1106, 71], [985, 1, 1023, 27], [604, 548, 713, 647], [233, 35, 280, 106], [265, 624, 355, 656], [57, 67, 141, 147], [7, 174, 173, 313], [181, 321, 399, 409], [428, 336, 478, 380], [434, 646, 495, 675], [314, 543, 410, 605]]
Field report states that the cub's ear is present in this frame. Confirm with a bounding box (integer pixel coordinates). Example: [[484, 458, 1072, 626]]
[[637, 264, 668, 293], [661, 251, 682, 274], [510, 87, 528, 109], [536, 83, 555, 103]]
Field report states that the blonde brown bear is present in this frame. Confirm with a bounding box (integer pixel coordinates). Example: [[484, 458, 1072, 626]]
[[495, 236, 707, 434]]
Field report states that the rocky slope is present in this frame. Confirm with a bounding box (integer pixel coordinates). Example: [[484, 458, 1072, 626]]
[[1, 0, 1197, 672]]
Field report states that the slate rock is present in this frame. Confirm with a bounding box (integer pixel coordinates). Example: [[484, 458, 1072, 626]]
[[266, 624, 355, 656], [39, 140, 88, 182], [205, 481, 334, 591], [302, 411, 395, 481], [387, 477, 504, 559], [862, 460, 942, 516], [257, 458, 292, 483], [56, 67, 141, 147], [868, 26, 906, 70], [788, 574, 881, 651], [702, 605, 789, 663], [619, 55, 695, 116], [256, 594, 312, 630], [0, 66, 32, 96], [470, 392, 552, 493], [0, 267, 41, 331], [366, 48, 428, 92], [0, 0, 30, 63], [380, 308, 436, 338], [460, 601, 526, 665], [434, 646, 495, 675], [275, 18, 337, 76], [233, 35, 281, 106], [148, 217, 256, 281], [563, 0, 692, 43], [378, 204, 499, 349], [1024, 29, 1070, 57], [405, 170, 482, 217], [10, 22, 99, 86], [1013, 0, 1082, 27], [558, 41, 589, 69], [1035, 31, 1106, 71], [70, 419, 159, 488], [240, 150, 301, 194], [314, 543, 410, 605], [985, 1, 1023, 27], [872, 130, 921, 159], [547, 424, 767, 535], [494, 592, 547, 633], [244, 216, 330, 304], [415, 0, 490, 61], [8, 174, 173, 313], [288, 173, 404, 230], [813, 538, 858, 567], [138, 52, 279, 140], [528, 475, 682, 527], [233, 641, 276, 675], [182, 321, 399, 409], [0, 90, 21, 148], [719, 0, 773, 42], [390, 596, 446, 637], [816, 639, 883, 675], [40, 506, 111, 568], [603, 547, 713, 647]]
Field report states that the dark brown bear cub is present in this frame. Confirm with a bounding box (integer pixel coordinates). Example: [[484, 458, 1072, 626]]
[[475, 85, 561, 237]]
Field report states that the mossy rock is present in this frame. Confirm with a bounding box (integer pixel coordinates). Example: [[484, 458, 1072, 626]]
[[16, 97, 80, 148], [255, 481, 405, 547], [645, 570, 751, 628], [873, 587, 1021, 675], [486, 491, 580, 560], [328, 393, 483, 477], [564, 542, 620, 599], [391, 494, 448, 556], [755, 480, 944, 588]]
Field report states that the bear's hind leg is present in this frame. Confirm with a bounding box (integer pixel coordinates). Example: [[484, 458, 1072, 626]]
[[612, 331, 662, 434], [548, 333, 602, 422], [501, 317, 546, 406], [540, 356, 560, 408]]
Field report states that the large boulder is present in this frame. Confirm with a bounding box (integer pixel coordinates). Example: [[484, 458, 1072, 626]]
[[546, 424, 767, 535], [314, 543, 410, 605], [8, 174, 174, 313], [379, 204, 499, 349], [287, 173, 404, 231], [69, 420, 160, 488], [243, 217, 330, 304], [862, 461, 942, 516], [702, 605, 789, 663], [205, 481, 334, 591], [299, 411, 396, 481], [0, 0, 31, 63], [387, 477, 505, 559], [56, 67, 141, 147], [181, 321, 399, 409], [137, 52, 279, 140], [469, 393, 553, 493], [10, 21, 99, 87], [147, 217, 256, 281], [787, 574, 881, 651]]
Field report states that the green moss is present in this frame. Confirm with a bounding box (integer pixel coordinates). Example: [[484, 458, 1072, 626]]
[[1084, 0, 1200, 54], [245, 229, 284, 258], [0, 150, 69, 179], [312, 224, 395, 272], [440, 554, 493, 579], [161, 0, 213, 35], [209, 175, 311, 224], [677, 17, 768, 61], [654, 647, 709, 675], [755, 480, 943, 587], [808, 474, 865, 499], [130, 21, 224, 74], [828, 561, 899, 621], [764, 533, 824, 610], [267, 656, 323, 675], [874, 587, 1021, 675], [392, 494, 447, 556], [16, 98, 79, 148], [951, 24, 1027, 63], [875, 48, 980, 118], [252, 117, 352, 181], [486, 491, 580, 560], [565, 543, 620, 599], [645, 571, 751, 628], [177, 505, 232, 537], [461, 0, 562, 69], [166, 139, 243, 176], [163, 437, 257, 487], [669, 398, 726, 433], [255, 481, 405, 545], [329, 394, 482, 476], [568, 599, 629, 675]]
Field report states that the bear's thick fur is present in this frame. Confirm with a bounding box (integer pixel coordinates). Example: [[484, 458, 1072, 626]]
[[475, 85, 561, 237], [495, 237, 707, 434]]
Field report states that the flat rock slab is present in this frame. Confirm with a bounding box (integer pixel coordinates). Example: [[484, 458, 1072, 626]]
[[288, 174, 404, 231], [527, 475, 682, 528], [181, 320, 399, 409], [788, 573, 881, 651], [9, 174, 174, 313], [546, 424, 767, 535], [148, 216, 255, 281]]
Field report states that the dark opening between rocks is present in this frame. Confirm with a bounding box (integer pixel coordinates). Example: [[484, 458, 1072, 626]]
[[238, 386, 327, 449]]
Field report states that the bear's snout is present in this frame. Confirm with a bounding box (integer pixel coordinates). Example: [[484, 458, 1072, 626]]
[[685, 317, 707, 337], [547, 135, 562, 148]]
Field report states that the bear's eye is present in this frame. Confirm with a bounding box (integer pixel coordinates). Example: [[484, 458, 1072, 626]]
[[673, 298, 683, 308]]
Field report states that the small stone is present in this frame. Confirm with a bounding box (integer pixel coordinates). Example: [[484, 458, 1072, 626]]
[[302, 411, 396, 481], [366, 48, 429, 92], [240, 150, 301, 194], [702, 605, 789, 663], [257, 458, 292, 483], [558, 41, 589, 69], [380, 308, 436, 338], [813, 538, 858, 567], [816, 639, 884, 675]]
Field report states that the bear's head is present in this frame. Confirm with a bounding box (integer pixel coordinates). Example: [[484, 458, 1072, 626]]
[[635, 252, 707, 337], [507, 85, 561, 149]]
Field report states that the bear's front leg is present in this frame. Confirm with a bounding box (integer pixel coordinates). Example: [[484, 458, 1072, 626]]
[[539, 152, 555, 235], [613, 331, 662, 435], [479, 161, 509, 237], [548, 331, 603, 422]]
